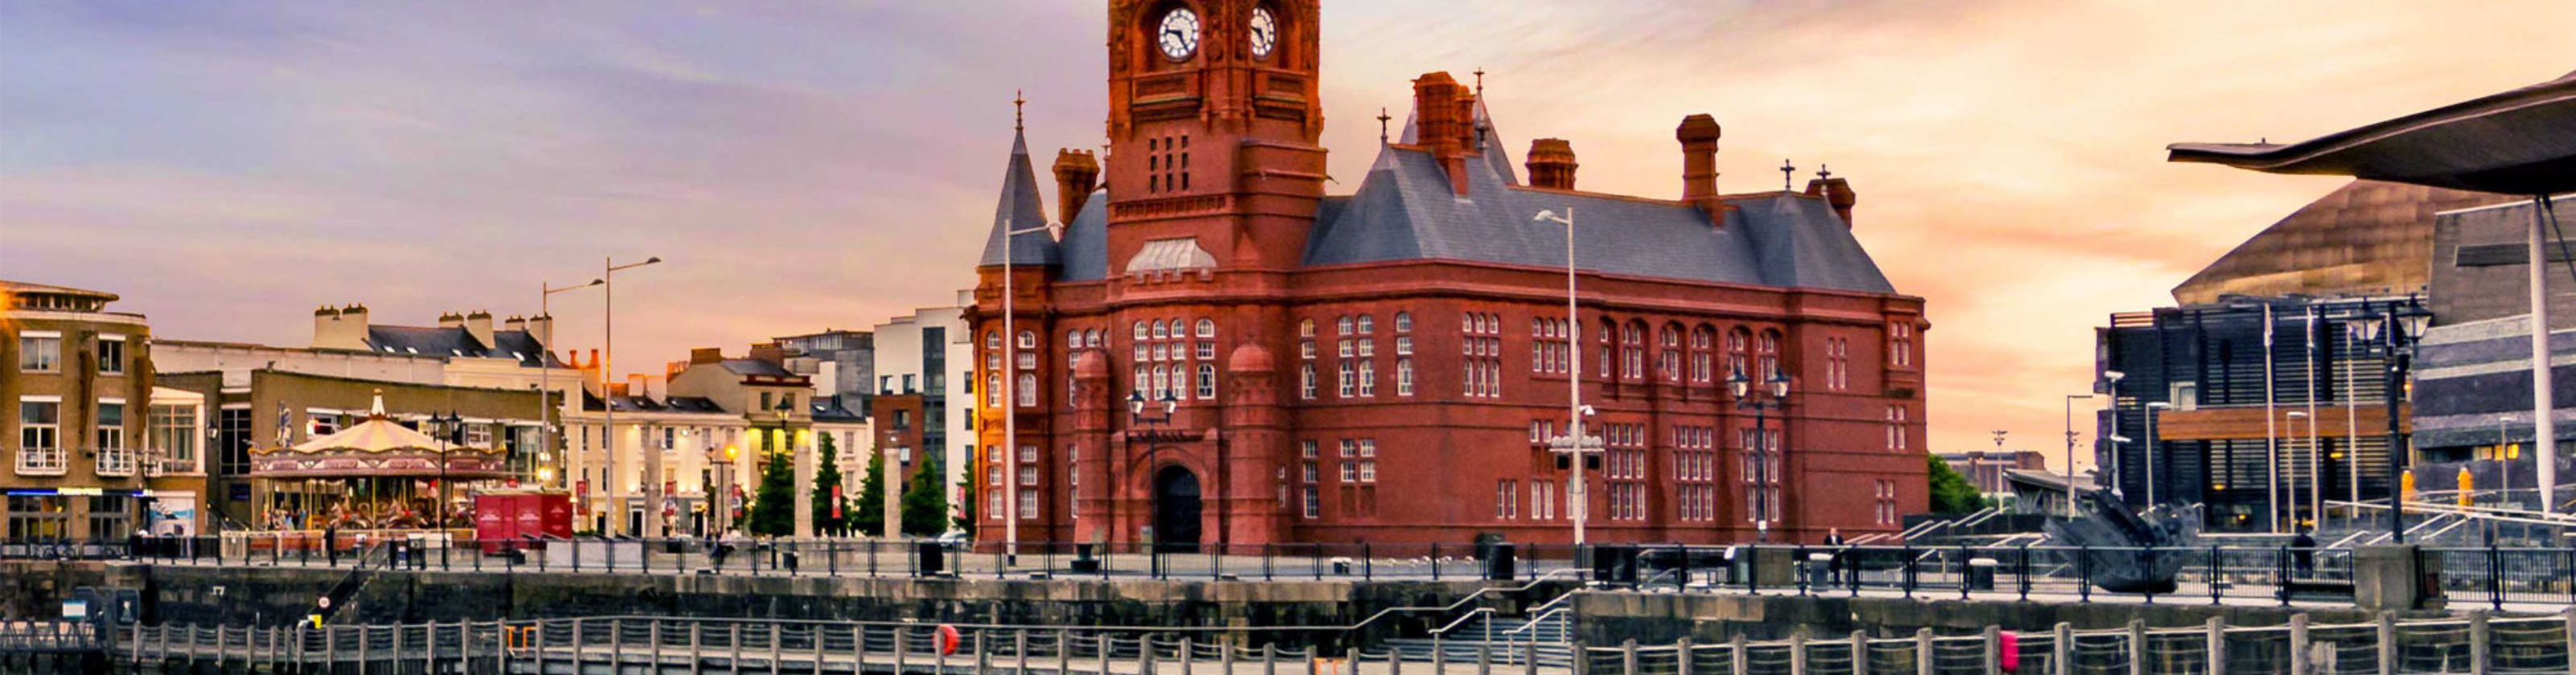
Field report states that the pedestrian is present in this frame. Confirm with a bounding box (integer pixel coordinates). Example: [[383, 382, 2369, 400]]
[[1823, 528, 1848, 584], [2289, 527, 2317, 579]]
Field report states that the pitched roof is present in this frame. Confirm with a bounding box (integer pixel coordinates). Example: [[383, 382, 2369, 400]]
[[1302, 145, 1894, 293], [718, 358, 794, 377], [1057, 188, 1111, 281], [976, 128, 1060, 268]]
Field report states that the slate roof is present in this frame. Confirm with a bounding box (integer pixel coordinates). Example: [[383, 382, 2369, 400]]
[[1057, 188, 1111, 282], [1033, 104, 1897, 295], [810, 397, 863, 423], [1302, 145, 1894, 293], [976, 128, 1060, 268], [361, 325, 560, 367], [718, 358, 794, 378]]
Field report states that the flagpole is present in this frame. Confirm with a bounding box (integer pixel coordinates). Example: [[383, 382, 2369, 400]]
[[2263, 302, 2280, 534]]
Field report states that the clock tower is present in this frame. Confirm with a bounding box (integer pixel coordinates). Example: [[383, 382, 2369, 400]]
[[1104, 0, 1327, 272]]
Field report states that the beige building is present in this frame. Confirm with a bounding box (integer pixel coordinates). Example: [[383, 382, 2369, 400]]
[[567, 344, 866, 538], [2, 280, 210, 540]]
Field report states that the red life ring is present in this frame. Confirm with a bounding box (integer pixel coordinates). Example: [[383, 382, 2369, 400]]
[[936, 624, 961, 655]]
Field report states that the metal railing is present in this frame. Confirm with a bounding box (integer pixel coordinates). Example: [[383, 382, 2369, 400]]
[[115, 610, 2576, 674]]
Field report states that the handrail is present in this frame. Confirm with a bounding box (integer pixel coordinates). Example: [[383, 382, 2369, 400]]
[[1430, 608, 1493, 637], [1500, 607, 1569, 639], [1343, 566, 1589, 635]]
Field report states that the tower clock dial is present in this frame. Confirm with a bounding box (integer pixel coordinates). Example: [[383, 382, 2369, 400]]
[[1248, 7, 1277, 59], [1157, 7, 1200, 61]]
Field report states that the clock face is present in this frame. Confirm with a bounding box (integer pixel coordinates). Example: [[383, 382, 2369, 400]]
[[1248, 7, 1277, 59], [1157, 7, 1200, 61]]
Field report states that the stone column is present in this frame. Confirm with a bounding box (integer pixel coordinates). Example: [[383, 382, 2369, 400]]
[[794, 427, 816, 538]]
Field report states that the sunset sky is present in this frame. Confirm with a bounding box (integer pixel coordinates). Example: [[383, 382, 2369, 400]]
[[6, 1, 2570, 467]]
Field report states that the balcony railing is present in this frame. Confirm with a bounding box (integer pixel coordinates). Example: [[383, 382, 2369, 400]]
[[95, 447, 135, 477], [14, 448, 66, 476]]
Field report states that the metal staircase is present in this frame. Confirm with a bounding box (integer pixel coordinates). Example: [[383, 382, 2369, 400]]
[[1382, 611, 1573, 668]]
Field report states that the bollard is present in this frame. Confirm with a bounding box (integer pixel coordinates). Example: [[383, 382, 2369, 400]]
[[1019, 629, 1031, 675], [1676, 636, 1692, 675], [1622, 639, 1639, 675], [1059, 630, 1073, 675], [1730, 634, 1749, 675], [2377, 612, 2397, 675], [2287, 614, 2310, 675], [690, 623, 703, 673], [1263, 640, 1277, 675]]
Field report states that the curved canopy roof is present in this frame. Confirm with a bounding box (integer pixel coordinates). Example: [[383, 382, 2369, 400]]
[[251, 391, 507, 480], [2168, 71, 2576, 194]]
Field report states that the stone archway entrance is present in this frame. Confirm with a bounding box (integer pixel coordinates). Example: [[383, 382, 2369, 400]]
[[1152, 466, 1202, 553]]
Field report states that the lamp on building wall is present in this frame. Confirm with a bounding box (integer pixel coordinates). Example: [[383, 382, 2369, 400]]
[[1126, 389, 1179, 426], [1728, 367, 1792, 542]]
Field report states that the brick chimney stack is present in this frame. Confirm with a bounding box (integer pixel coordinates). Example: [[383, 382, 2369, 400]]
[[1052, 149, 1100, 223], [1526, 139, 1578, 190], [1676, 115, 1723, 214], [1413, 72, 1472, 195], [1803, 177, 1858, 227], [314, 303, 370, 350], [464, 309, 494, 348], [690, 347, 725, 365]]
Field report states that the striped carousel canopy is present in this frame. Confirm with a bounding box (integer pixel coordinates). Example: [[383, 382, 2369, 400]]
[[250, 390, 509, 480]]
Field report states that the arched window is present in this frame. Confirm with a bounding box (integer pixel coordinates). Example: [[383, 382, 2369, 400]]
[[1067, 331, 1083, 349], [1151, 320, 1168, 339], [1691, 325, 1716, 382], [1396, 358, 1415, 396], [1151, 365, 1169, 399], [1298, 318, 1315, 338], [986, 373, 1002, 407], [1133, 366, 1147, 395], [1356, 315, 1374, 333], [1085, 329, 1102, 348], [1395, 312, 1413, 333], [1660, 325, 1683, 382], [1621, 321, 1645, 379], [986, 331, 1001, 350], [1336, 316, 1353, 335], [1016, 373, 1037, 407], [1726, 328, 1751, 378], [1195, 318, 1215, 338], [1018, 330, 1036, 350], [1133, 321, 1148, 341], [1758, 329, 1782, 379], [1196, 363, 1216, 399]]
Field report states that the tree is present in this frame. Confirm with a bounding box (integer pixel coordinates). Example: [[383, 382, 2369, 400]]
[[745, 447, 798, 537], [853, 448, 888, 537], [900, 458, 950, 537], [952, 471, 978, 538], [1926, 454, 1983, 515], [811, 433, 846, 536]]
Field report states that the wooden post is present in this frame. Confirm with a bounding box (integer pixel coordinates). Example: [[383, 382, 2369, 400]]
[[770, 623, 784, 675], [609, 618, 624, 673], [1303, 645, 1317, 675], [1480, 640, 1495, 675], [2287, 614, 2310, 675], [1141, 634, 1159, 675], [1622, 639, 1639, 675], [1852, 630, 1870, 675], [2205, 616, 2226, 675], [2127, 620, 2147, 675], [2467, 612, 2490, 675], [1224, 634, 1239, 675], [1981, 626, 2000, 675], [1181, 636, 1195, 675], [2051, 624, 2071, 675], [1914, 628, 1934, 675], [976, 630, 991, 674], [1790, 631, 1808, 675], [691, 622, 704, 674], [1730, 634, 1748, 675], [1262, 640, 1277, 675], [893, 625, 908, 673], [1060, 629, 1073, 675], [731, 623, 744, 675], [1677, 636, 1693, 675], [1110, 633, 1122, 675], [1019, 629, 1031, 675]]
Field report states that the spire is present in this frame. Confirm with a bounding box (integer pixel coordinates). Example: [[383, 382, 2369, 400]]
[[978, 104, 1060, 268]]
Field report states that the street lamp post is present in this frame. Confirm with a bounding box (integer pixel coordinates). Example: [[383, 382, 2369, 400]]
[[433, 411, 462, 529], [2103, 371, 2124, 501], [2496, 415, 2514, 510], [1729, 369, 1793, 542], [2064, 394, 2093, 518], [2145, 402, 2172, 506], [1126, 390, 1178, 560], [1532, 209, 1602, 547], [539, 278, 603, 490], [604, 256, 661, 537], [997, 223, 1049, 559], [2350, 299, 2432, 542]]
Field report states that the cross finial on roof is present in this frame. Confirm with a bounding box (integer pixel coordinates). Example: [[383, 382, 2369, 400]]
[[1779, 159, 1796, 190], [1474, 68, 1485, 96], [1014, 89, 1026, 132], [1815, 164, 1833, 182], [1377, 108, 1392, 145]]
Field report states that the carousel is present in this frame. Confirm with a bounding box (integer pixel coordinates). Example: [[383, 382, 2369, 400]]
[[249, 391, 508, 531]]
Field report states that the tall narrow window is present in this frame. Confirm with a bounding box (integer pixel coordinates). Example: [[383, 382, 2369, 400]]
[[97, 336, 126, 375], [1196, 363, 1216, 399], [1396, 359, 1414, 396], [1016, 374, 1037, 407]]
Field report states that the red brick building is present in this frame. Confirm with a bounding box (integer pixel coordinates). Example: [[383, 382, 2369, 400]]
[[970, 0, 1927, 547]]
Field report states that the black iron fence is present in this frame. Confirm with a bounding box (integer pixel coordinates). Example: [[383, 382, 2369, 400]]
[[13, 536, 2574, 608]]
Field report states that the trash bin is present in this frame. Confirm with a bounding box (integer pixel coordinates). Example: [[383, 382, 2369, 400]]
[[1485, 543, 1517, 581], [1070, 543, 1101, 574], [782, 550, 800, 573], [1592, 546, 1641, 586], [1805, 553, 1834, 588], [1967, 558, 1998, 591], [916, 542, 945, 577], [1331, 557, 1353, 575]]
